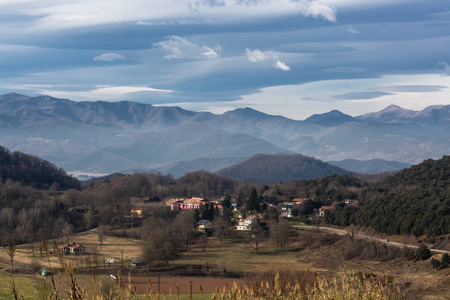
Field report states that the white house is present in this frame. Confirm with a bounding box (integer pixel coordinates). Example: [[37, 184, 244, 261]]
[[236, 215, 260, 231]]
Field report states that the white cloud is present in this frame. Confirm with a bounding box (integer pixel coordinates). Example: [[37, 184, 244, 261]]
[[291, 0, 336, 23], [40, 85, 171, 101], [274, 59, 291, 71], [347, 26, 359, 34], [245, 48, 270, 62], [436, 62, 450, 76], [246, 48, 291, 71], [154, 35, 220, 59], [93, 53, 127, 62]]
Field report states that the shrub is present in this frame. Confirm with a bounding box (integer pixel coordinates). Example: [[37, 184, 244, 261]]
[[416, 244, 431, 260]]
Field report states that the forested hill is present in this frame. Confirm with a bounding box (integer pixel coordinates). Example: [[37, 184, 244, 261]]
[[327, 155, 450, 236], [0, 146, 80, 189], [217, 153, 353, 184]]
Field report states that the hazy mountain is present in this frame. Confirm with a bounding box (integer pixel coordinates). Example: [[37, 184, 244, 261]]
[[217, 153, 353, 183], [1, 93, 449, 177], [59, 122, 287, 174], [152, 157, 247, 178], [305, 110, 359, 127], [357, 104, 450, 124], [327, 159, 411, 174]]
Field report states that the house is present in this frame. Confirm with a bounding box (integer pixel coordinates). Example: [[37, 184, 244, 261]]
[[59, 242, 86, 255], [197, 219, 214, 233], [181, 197, 208, 210], [280, 203, 294, 218], [170, 200, 185, 210], [237, 215, 260, 231], [292, 198, 309, 204], [318, 206, 332, 217], [130, 207, 143, 217]]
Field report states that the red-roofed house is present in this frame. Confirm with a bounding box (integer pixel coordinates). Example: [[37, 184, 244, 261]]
[[59, 242, 86, 255], [318, 206, 332, 217]]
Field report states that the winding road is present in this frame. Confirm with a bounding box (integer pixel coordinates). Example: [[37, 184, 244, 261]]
[[293, 225, 450, 255]]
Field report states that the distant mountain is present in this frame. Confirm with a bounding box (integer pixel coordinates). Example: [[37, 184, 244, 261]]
[[305, 110, 359, 127], [327, 159, 411, 174], [59, 122, 288, 173], [217, 153, 353, 184], [356, 104, 450, 124], [1, 93, 450, 176], [152, 157, 247, 178]]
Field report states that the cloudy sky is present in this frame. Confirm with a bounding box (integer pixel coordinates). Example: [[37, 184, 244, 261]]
[[1, 0, 450, 120]]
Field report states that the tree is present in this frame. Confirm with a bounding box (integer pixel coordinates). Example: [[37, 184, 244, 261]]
[[269, 219, 293, 250], [250, 227, 266, 254], [440, 253, 450, 269], [213, 216, 230, 244], [172, 210, 197, 248], [247, 188, 259, 211], [97, 225, 106, 250], [416, 244, 431, 260], [62, 222, 74, 243]]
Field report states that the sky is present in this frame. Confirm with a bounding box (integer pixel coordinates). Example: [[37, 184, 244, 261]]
[[1, 0, 450, 120]]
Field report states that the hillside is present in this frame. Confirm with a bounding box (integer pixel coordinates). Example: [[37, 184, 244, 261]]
[[327, 155, 450, 236], [0, 145, 80, 189], [217, 153, 353, 183]]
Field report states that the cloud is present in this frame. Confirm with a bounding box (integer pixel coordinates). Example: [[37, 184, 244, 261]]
[[245, 48, 270, 62], [291, 0, 337, 23], [245, 48, 291, 71], [371, 85, 447, 93], [154, 36, 220, 59], [304, 91, 392, 102], [34, 85, 172, 101], [274, 59, 291, 71], [436, 62, 450, 76], [347, 26, 359, 34], [93, 53, 127, 62], [187, 0, 226, 11]]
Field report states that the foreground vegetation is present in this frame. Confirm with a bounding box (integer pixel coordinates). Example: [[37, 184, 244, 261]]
[[4, 237, 410, 300]]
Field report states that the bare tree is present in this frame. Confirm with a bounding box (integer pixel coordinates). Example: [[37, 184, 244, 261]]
[[172, 210, 197, 248], [269, 219, 293, 250], [97, 225, 106, 250], [62, 222, 74, 243], [213, 216, 230, 244], [250, 227, 266, 254]]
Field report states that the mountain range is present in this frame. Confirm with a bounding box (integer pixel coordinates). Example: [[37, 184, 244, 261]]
[[0, 92, 449, 177]]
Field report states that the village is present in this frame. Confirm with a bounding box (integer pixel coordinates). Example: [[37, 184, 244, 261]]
[[58, 194, 360, 271]]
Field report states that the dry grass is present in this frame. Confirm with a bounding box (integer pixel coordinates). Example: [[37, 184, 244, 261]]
[[1, 233, 141, 269]]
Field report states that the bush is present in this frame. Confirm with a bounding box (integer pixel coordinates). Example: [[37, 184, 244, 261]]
[[416, 244, 431, 260], [440, 253, 450, 269], [431, 258, 440, 270]]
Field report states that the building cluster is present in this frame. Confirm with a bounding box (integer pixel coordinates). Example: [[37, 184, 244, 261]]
[[166, 197, 223, 211]]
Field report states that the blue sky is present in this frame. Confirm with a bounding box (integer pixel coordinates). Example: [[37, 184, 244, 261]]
[[1, 0, 450, 120]]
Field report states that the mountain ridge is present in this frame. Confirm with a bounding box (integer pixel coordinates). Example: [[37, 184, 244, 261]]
[[1, 92, 450, 176]]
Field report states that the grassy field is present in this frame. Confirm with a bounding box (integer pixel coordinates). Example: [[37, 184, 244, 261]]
[[2, 232, 142, 270], [2, 229, 450, 299]]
